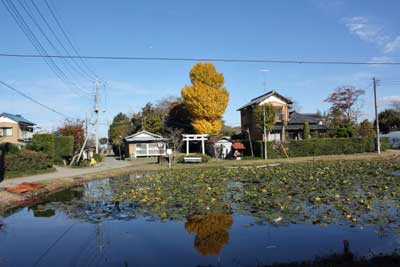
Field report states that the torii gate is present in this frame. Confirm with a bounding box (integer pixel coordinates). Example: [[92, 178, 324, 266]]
[[182, 134, 208, 155]]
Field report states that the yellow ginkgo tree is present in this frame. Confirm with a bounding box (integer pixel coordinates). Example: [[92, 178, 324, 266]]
[[181, 63, 229, 134]]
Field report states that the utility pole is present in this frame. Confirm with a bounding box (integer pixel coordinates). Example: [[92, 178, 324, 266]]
[[95, 80, 100, 154], [85, 112, 88, 137], [373, 77, 381, 154], [263, 107, 268, 160]]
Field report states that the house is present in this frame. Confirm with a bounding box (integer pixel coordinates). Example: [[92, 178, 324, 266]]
[[237, 90, 329, 141], [124, 130, 169, 158], [0, 113, 35, 145]]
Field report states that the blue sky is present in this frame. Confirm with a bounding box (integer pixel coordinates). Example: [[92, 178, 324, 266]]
[[1, 0, 400, 137]]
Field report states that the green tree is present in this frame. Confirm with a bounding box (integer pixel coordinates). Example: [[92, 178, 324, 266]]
[[108, 113, 131, 157], [131, 102, 165, 134], [303, 121, 310, 139], [165, 99, 193, 133], [378, 109, 400, 133], [141, 103, 164, 134], [254, 104, 276, 160]]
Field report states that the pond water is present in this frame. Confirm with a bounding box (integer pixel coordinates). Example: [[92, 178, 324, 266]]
[[1, 160, 400, 266]]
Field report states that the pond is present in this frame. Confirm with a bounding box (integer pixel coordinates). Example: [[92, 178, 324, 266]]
[[1, 159, 400, 266]]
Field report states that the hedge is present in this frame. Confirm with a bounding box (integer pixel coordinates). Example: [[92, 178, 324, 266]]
[[31, 134, 55, 159], [54, 136, 74, 163], [0, 142, 21, 155], [4, 150, 53, 172], [287, 137, 390, 157], [237, 137, 390, 159], [238, 140, 284, 159]]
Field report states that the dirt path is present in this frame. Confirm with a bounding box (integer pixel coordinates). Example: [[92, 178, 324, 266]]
[[0, 157, 151, 188]]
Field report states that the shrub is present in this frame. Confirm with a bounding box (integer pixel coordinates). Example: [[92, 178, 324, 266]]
[[4, 150, 53, 172], [0, 142, 21, 155], [177, 153, 211, 163], [94, 153, 104, 163], [54, 136, 74, 163], [288, 138, 389, 157], [31, 134, 55, 159], [335, 127, 354, 138]]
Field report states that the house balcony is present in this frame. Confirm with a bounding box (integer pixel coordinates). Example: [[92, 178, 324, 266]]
[[19, 130, 33, 142]]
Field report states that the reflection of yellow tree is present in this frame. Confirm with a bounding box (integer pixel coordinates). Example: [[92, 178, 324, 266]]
[[185, 213, 233, 256]]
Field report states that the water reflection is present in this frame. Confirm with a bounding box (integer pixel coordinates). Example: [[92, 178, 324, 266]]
[[3, 164, 400, 266], [185, 213, 233, 256]]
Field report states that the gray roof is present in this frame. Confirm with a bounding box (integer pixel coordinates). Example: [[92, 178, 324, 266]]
[[125, 130, 169, 142], [1, 112, 35, 125], [289, 112, 324, 124], [271, 112, 329, 131], [237, 90, 293, 111], [272, 124, 329, 131]]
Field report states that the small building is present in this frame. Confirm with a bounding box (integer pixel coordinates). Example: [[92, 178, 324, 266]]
[[82, 139, 96, 161], [0, 113, 35, 145], [232, 142, 245, 159], [214, 137, 233, 159], [125, 130, 169, 158]]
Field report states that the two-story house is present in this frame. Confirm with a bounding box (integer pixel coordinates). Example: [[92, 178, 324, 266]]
[[237, 90, 329, 141], [0, 113, 35, 145]]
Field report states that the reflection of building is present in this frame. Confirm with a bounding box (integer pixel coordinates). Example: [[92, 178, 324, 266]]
[[185, 213, 233, 256]]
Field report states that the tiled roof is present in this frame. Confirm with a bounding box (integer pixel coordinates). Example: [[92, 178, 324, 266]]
[[272, 124, 329, 131], [289, 112, 324, 124], [0, 112, 35, 125], [237, 90, 293, 111]]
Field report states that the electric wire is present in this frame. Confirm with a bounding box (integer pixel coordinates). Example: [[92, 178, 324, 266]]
[[43, 0, 101, 81], [2, 0, 91, 98], [0, 80, 75, 119], [0, 53, 399, 65]]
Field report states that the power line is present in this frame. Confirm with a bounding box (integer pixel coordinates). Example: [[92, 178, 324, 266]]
[[16, 0, 92, 95], [1, 0, 92, 98], [0, 80, 74, 119], [0, 53, 400, 65], [43, 0, 101, 81], [29, 0, 96, 82]]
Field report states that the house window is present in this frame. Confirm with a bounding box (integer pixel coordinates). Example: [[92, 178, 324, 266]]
[[274, 107, 284, 121], [0, 128, 13, 137]]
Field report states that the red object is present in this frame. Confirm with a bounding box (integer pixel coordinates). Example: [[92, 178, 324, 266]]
[[232, 142, 245, 150], [5, 182, 44, 194]]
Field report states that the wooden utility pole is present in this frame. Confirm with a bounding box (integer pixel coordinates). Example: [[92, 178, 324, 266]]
[[95, 80, 100, 154], [373, 77, 381, 154]]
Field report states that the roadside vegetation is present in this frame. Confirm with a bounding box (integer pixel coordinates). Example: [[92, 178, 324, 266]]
[[0, 120, 103, 179]]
